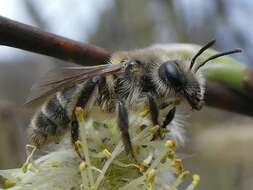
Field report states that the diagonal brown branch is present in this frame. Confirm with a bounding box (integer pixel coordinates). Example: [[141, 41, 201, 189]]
[[0, 16, 110, 66], [0, 16, 253, 117]]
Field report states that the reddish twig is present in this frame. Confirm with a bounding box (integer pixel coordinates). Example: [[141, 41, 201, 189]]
[[0, 16, 110, 66], [205, 81, 253, 116]]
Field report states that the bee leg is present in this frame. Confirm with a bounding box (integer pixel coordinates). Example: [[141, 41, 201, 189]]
[[148, 94, 162, 140], [71, 77, 100, 160], [161, 106, 176, 129], [116, 100, 136, 160], [148, 94, 159, 125], [71, 114, 85, 160]]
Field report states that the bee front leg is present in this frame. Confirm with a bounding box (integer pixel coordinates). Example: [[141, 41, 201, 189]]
[[161, 106, 176, 129], [148, 94, 162, 140], [116, 100, 135, 160], [148, 95, 177, 139], [147, 94, 159, 126]]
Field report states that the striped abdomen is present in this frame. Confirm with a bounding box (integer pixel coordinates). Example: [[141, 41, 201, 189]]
[[29, 83, 85, 148]]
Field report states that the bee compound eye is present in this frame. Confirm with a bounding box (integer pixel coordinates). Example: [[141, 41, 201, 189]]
[[158, 61, 185, 88]]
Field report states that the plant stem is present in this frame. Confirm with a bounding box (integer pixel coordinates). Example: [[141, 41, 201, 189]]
[[0, 15, 110, 66]]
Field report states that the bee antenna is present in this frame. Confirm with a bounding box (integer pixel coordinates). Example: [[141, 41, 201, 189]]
[[194, 48, 242, 72], [189, 39, 216, 70]]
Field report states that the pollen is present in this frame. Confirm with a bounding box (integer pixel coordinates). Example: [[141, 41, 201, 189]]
[[165, 139, 177, 148], [192, 174, 200, 186], [75, 107, 85, 122], [148, 125, 159, 134], [185, 174, 200, 190], [79, 161, 88, 171], [137, 164, 146, 173], [75, 140, 82, 149], [146, 169, 156, 190], [166, 150, 175, 160], [3, 178, 16, 188], [172, 159, 185, 174], [102, 149, 112, 159], [139, 108, 150, 117]]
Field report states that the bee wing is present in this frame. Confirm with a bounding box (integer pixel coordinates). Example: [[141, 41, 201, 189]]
[[25, 64, 123, 108]]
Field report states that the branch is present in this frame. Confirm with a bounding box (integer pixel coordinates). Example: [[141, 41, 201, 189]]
[[206, 81, 253, 116], [0, 16, 253, 116], [0, 16, 110, 66]]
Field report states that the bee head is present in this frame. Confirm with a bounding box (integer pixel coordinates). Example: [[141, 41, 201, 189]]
[[158, 40, 242, 110], [158, 60, 204, 110]]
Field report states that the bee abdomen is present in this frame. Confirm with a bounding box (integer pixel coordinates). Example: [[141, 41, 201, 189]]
[[29, 111, 64, 148], [43, 96, 71, 127], [29, 92, 74, 148], [29, 83, 87, 148]]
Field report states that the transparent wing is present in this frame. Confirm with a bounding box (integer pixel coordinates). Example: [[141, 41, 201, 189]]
[[25, 64, 123, 108]]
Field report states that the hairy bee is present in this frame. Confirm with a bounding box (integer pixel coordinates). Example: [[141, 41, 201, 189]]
[[26, 40, 241, 157]]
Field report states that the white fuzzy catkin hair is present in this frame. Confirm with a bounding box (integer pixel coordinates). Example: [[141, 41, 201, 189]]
[[0, 106, 196, 190]]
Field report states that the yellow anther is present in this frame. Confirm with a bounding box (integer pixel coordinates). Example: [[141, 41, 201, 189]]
[[167, 150, 175, 160], [75, 107, 85, 122], [102, 149, 112, 159], [137, 164, 146, 173], [148, 125, 159, 134], [160, 128, 170, 134], [165, 140, 177, 148], [75, 140, 82, 149], [147, 169, 156, 182], [192, 174, 200, 186], [173, 159, 184, 174], [4, 179, 16, 188], [139, 108, 150, 117], [146, 169, 156, 190], [79, 161, 88, 171]]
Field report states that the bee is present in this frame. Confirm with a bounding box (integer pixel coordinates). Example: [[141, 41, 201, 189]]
[[26, 40, 241, 158]]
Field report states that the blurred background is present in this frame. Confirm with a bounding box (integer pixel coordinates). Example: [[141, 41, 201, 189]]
[[0, 0, 253, 189]]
